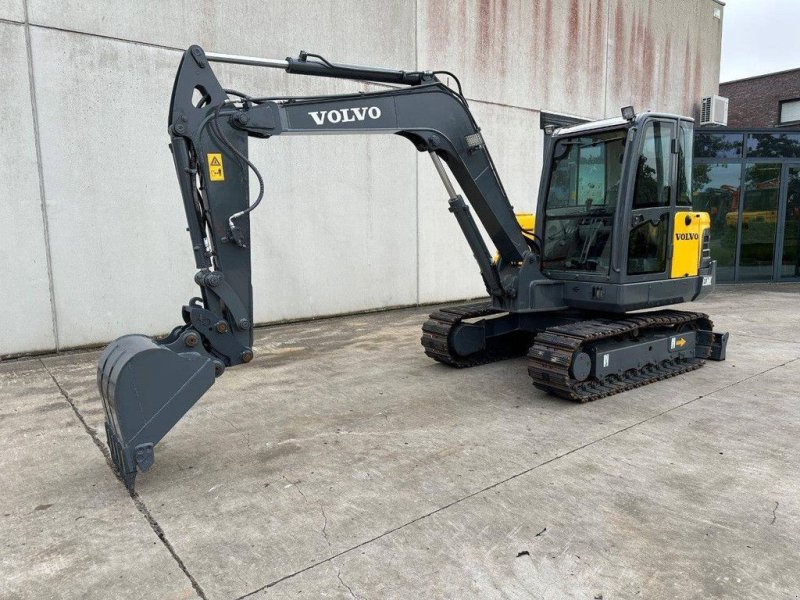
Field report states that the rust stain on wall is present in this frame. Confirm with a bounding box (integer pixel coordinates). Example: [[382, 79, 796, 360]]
[[692, 44, 704, 114], [419, 0, 718, 120], [640, 6, 655, 106], [683, 36, 697, 115], [424, 1, 447, 59], [475, 0, 510, 77], [612, 0, 628, 99], [660, 32, 672, 106], [542, 0, 554, 100], [566, 0, 581, 97], [527, 0, 544, 99], [590, 0, 606, 86]]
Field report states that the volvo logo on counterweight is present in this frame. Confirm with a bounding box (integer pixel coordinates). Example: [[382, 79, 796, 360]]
[[308, 106, 382, 125]]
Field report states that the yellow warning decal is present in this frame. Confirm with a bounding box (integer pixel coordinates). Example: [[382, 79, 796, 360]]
[[207, 153, 224, 181], [675, 338, 687, 348]]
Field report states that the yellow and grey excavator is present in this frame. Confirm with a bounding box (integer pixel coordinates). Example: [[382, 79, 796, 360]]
[[98, 46, 728, 488]]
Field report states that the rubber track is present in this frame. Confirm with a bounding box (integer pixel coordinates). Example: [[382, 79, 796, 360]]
[[421, 301, 528, 367], [527, 309, 714, 402]]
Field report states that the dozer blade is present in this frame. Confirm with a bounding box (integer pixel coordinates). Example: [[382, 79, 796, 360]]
[[97, 334, 216, 489]]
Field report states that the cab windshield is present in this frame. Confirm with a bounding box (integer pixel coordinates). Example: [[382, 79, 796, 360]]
[[542, 129, 627, 274]]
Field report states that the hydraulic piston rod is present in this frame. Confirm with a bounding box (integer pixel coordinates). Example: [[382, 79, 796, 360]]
[[205, 51, 289, 69]]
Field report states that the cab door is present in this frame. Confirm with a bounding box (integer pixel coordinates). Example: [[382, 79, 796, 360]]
[[624, 118, 676, 280]]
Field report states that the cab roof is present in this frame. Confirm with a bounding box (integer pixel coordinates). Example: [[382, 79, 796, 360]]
[[553, 111, 693, 138]]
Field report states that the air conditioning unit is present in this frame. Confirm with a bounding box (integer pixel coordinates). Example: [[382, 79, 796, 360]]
[[700, 95, 729, 126]]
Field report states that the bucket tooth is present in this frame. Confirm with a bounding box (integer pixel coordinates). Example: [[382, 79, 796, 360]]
[[97, 334, 217, 489]]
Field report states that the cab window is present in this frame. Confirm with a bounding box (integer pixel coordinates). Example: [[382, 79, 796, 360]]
[[542, 130, 626, 274], [677, 123, 693, 206], [633, 122, 672, 208]]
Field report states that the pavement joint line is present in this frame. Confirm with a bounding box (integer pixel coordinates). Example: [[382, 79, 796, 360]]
[[38, 359, 209, 600], [235, 357, 798, 599]]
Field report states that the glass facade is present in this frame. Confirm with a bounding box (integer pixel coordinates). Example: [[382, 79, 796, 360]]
[[693, 129, 800, 282], [692, 163, 741, 281], [783, 167, 800, 278], [739, 163, 780, 281]]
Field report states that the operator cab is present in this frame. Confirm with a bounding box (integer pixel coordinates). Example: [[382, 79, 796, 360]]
[[538, 110, 695, 285]]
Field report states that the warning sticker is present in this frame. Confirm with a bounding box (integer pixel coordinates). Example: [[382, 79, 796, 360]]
[[207, 153, 224, 181]]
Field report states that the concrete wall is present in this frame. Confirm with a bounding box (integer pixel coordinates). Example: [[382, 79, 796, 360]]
[[0, 0, 723, 356]]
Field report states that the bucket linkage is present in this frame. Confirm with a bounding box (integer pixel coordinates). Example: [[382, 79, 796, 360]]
[[97, 287, 253, 489]]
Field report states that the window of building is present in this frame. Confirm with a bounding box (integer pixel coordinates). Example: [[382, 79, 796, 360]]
[[739, 163, 780, 281], [694, 132, 743, 159], [781, 166, 800, 278], [779, 99, 800, 125], [692, 163, 742, 282], [694, 127, 800, 283], [746, 133, 800, 158]]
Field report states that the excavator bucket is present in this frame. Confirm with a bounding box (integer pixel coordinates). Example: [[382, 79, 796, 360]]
[[97, 333, 217, 489]]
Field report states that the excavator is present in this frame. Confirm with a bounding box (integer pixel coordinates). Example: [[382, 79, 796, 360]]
[[98, 46, 728, 489]]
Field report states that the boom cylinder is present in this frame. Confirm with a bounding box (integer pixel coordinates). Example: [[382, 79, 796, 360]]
[[205, 51, 426, 86], [430, 153, 503, 296]]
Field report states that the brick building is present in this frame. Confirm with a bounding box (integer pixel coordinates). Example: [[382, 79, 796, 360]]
[[720, 67, 800, 127]]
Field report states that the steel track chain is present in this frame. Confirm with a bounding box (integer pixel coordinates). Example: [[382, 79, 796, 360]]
[[527, 309, 714, 402], [420, 301, 530, 367]]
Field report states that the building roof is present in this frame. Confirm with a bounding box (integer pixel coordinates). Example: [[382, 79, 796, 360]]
[[721, 66, 800, 86]]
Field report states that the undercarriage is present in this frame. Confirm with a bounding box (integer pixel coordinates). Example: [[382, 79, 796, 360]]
[[422, 302, 728, 403]]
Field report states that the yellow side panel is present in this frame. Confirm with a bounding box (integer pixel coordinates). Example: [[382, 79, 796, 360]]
[[493, 213, 537, 264], [515, 212, 535, 232], [672, 211, 710, 278]]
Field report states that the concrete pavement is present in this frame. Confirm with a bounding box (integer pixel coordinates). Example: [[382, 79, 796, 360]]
[[1, 284, 799, 599]]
